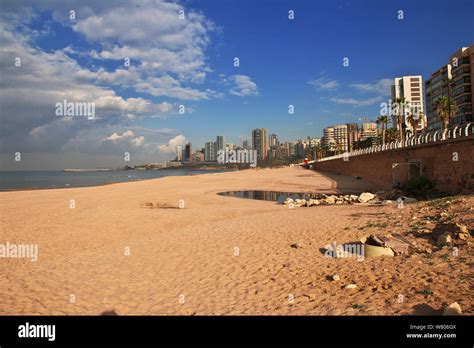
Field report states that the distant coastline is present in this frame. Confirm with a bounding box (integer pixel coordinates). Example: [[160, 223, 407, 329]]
[[63, 168, 112, 172], [0, 169, 226, 191]]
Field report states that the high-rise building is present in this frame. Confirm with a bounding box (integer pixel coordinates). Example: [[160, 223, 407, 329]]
[[449, 45, 474, 126], [192, 151, 204, 162], [184, 143, 192, 161], [287, 141, 296, 157], [295, 141, 307, 157], [275, 144, 289, 159], [205, 141, 216, 161], [425, 65, 451, 131], [361, 122, 378, 139], [216, 136, 224, 152], [269, 134, 279, 147], [391, 75, 426, 134], [252, 128, 268, 159], [322, 125, 348, 152], [426, 46, 474, 131], [242, 140, 249, 149], [176, 145, 182, 161]]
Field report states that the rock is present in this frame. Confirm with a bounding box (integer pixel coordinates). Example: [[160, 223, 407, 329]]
[[290, 243, 302, 249], [284, 198, 294, 205], [335, 200, 343, 205], [437, 232, 453, 246], [345, 284, 357, 289], [456, 223, 469, 235], [332, 275, 340, 281], [294, 199, 306, 207], [324, 196, 336, 204], [350, 195, 359, 201], [358, 192, 375, 203], [443, 302, 462, 315], [458, 233, 468, 240], [306, 199, 320, 207], [382, 200, 394, 205]]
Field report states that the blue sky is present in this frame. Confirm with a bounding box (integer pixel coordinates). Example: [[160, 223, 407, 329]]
[[0, 0, 473, 168]]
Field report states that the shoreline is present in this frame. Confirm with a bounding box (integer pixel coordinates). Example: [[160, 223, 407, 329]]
[[0, 168, 229, 193]]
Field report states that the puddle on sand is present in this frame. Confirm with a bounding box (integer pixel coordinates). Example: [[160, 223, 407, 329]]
[[218, 190, 333, 203]]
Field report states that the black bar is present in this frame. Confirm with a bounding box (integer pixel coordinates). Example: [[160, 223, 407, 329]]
[[0, 315, 471, 346]]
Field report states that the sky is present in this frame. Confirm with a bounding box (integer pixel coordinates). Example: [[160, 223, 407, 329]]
[[0, 0, 473, 169]]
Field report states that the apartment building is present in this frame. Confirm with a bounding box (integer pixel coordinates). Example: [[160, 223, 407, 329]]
[[391, 75, 426, 134]]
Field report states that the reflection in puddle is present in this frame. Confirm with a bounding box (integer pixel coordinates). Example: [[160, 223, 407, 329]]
[[218, 190, 330, 203]]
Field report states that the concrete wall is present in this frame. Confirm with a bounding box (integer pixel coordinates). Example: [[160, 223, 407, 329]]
[[313, 136, 474, 194]]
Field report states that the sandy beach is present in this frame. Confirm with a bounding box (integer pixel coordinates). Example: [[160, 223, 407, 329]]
[[0, 167, 472, 315]]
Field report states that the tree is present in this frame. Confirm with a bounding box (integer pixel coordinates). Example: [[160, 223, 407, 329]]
[[393, 97, 408, 142], [334, 141, 344, 155], [311, 143, 324, 160], [376, 115, 389, 145], [406, 113, 420, 138], [435, 96, 457, 130], [385, 128, 398, 143]]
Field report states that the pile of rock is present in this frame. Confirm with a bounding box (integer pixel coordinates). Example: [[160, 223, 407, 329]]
[[281, 191, 420, 207], [282, 192, 386, 207], [433, 222, 471, 247]]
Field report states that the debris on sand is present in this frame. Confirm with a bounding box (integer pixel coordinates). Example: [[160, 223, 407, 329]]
[[358, 192, 375, 203], [360, 234, 412, 257], [443, 302, 462, 316]]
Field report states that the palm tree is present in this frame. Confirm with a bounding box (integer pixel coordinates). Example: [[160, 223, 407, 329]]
[[393, 97, 407, 142], [385, 128, 398, 143], [334, 141, 344, 155], [312, 143, 324, 160], [376, 115, 389, 145], [435, 96, 457, 130], [406, 113, 420, 138]]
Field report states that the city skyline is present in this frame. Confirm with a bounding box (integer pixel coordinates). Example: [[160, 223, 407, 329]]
[[1, 0, 473, 169]]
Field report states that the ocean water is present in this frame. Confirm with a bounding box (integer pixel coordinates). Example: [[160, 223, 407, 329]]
[[0, 170, 225, 191]]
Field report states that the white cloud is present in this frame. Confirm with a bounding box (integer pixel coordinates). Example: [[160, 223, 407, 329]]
[[69, 0, 217, 100], [157, 135, 188, 153], [105, 130, 135, 142], [350, 78, 392, 96], [329, 96, 383, 107], [308, 77, 339, 90], [0, 21, 182, 156], [103, 130, 145, 147], [228, 75, 259, 97]]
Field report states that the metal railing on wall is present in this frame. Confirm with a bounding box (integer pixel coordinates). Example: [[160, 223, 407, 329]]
[[314, 123, 473, 163]]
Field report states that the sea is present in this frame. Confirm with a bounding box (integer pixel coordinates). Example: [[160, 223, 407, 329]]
[[0, 169, 226, 191]]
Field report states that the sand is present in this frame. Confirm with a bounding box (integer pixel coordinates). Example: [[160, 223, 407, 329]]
[[0, 167, 472, 315]]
